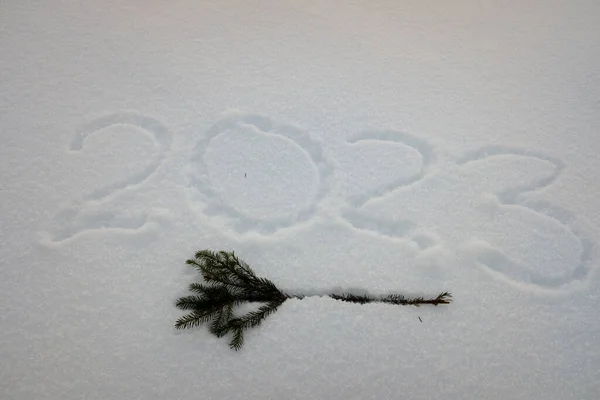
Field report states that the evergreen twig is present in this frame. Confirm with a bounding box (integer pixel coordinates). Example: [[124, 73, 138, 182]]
[[175, 249, 452, 350]]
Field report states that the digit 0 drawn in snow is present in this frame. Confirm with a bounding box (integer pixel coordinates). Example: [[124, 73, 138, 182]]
[[344, 141, 597, 294], [185, 111, 333, 234], [40, 112, 172, 244]]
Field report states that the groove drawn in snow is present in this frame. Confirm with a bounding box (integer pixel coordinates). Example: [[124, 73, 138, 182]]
[[342, 208, 417, 241], [38, 110, 596, 293], [70, 111, 172, 200], [45, 205, 148, 242], [40, 112, 172, 243], [185, 111, 333, 234], [347, 143, 596, 293], [334, 130, 435, 207]]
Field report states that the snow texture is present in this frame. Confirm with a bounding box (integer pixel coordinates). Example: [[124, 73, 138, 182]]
[[1, 1, 599, 399]]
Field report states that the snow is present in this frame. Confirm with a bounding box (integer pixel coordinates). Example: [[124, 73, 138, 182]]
[[1, 1, 599, 399]]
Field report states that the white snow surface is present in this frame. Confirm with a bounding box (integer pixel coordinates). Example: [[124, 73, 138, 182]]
[[2, 1, 600, 399]]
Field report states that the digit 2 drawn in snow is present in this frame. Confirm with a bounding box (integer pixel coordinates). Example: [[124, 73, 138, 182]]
[[344, 137, 596, 293], [184, 111, 333, 234], [40, 112, 172, 243]]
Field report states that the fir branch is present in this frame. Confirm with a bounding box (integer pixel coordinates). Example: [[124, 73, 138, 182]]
[[175, 249, 452, 350], [175, 307, 221, 330], [175, 295, 211, 310], [188, 282, 214, 295], [229, 300, 285, 330], [230, 326, 245, 351], [329, 293, 372, 304], [210, 303, 234, 338], [331, 291, 453, 306]]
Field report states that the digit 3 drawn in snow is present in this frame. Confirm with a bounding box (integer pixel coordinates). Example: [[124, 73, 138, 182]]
[[40, 112, 173, 244], [344, 140, 597, 294], [184, 111, 334, 234]]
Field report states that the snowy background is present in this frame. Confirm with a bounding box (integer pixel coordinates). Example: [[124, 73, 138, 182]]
[[2, 1, 600, 399]]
